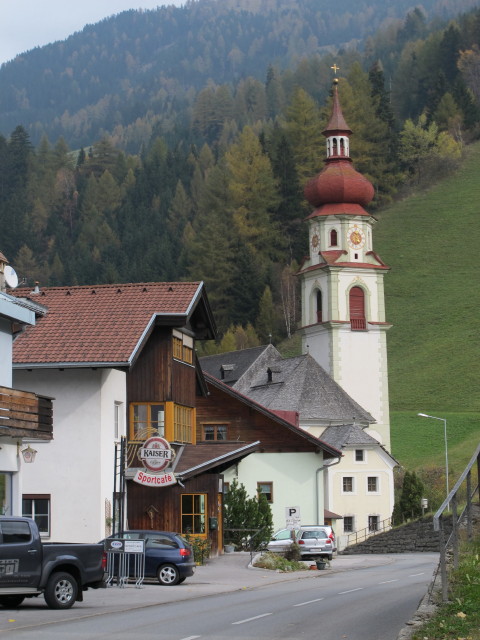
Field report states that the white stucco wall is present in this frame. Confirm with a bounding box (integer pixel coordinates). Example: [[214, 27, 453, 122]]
[[325, 446, 395, 538], [0, 317, 13, 387], [223, 451, 326, 533], [13, 367, 126, 543]]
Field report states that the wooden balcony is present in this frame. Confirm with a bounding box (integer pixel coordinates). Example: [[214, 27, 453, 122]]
[[0, 386, 53, 439]]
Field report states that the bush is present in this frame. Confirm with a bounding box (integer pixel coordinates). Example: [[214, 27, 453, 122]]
[[284, 542, 302, 562], [253, 552, 307, 572], [224, 479, 274, 550], [184, 534, 211, 565]]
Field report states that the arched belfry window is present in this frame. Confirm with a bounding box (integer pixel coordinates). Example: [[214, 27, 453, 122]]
[[316, 290, 323, 323], [330, 229, 338, 246], [349, 287, 366, 330]]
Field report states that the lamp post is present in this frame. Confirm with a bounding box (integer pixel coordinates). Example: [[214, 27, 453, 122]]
[[418, 413, 449, 507]]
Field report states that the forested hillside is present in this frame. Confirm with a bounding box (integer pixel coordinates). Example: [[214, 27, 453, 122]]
[[0, 0, 478, 147], [0, 0, 479, 357]]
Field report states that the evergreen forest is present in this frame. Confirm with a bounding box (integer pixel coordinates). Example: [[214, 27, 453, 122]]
[[1, 0, 480, 354]]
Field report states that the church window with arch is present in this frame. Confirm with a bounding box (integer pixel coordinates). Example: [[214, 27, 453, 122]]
[[349, 286, 366, 331], [316, 290, 323, 323], [329, 229, 338, 247]]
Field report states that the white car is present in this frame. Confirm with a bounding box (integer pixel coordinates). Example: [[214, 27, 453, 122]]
[[266, 528, 299, 553]]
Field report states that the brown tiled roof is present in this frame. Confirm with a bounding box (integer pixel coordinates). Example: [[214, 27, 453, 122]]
[[12, 282, 214, 367]]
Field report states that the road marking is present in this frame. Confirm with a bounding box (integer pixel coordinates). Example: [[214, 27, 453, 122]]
[[180, 637, 201, 640], [409, 573, 425, 577], [338, 588, 363, 594], [294, 598, 325, 607], [232, 613, 272, 625], [379, 580, 398, 584]]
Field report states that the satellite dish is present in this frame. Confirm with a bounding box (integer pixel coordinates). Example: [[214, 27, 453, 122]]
[[4, 265, 19, 289]]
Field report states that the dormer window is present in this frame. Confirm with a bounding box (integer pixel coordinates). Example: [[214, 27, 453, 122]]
[[267, 367, 281, 383], [220, 364, 234, 380]]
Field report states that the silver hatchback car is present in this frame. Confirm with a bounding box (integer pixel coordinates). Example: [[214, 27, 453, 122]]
[[296, 526, 334, 560], [267, 526, 334, 560]]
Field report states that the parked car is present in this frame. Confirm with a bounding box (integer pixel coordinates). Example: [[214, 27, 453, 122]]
[[296, 526, 334, 560], [0, 517, 106, 609], [267, 528, 299, 553], [267, 525, 334, 560], [303, 524, 337, 552], [103, 530, 195, 585]]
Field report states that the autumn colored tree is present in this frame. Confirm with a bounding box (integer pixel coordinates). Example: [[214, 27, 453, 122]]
[[284, 88, 324, 186]]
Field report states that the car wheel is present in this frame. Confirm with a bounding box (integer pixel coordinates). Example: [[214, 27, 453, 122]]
[[178, 577, 186, 584], [44, 571, 78, 609], [0, 595, 25, 608], [157, 564, 180, 586]]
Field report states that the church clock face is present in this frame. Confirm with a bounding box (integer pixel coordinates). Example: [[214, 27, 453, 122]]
[[348, 225, 366, 249], [310, 227, 320, 251]]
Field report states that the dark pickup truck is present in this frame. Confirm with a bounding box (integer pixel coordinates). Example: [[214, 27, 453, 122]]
[[0, 517, 106, 609]]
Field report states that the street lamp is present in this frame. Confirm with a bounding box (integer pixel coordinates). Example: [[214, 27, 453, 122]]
[[418, 413, 449, 507]]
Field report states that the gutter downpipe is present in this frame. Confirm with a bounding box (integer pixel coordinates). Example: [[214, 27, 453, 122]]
[[316, 457, 342, 524]]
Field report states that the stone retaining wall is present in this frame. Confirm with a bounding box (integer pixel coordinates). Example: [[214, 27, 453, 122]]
[[341, 516, 451, 554]]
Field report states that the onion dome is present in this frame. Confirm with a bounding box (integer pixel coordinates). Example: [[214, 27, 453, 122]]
[[304, 79, 374, 210]]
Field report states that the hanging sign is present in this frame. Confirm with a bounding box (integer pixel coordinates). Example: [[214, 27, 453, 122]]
[[133, 470, 177, 487], [133, 436, 177, 487]]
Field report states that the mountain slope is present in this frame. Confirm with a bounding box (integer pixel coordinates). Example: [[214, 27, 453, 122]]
[[0, 0, 477, 146], [374, 142, 480, 413]]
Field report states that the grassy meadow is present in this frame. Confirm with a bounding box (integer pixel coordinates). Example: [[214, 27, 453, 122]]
[[280, 142, 480, 483], [372, 142, 480, 475]]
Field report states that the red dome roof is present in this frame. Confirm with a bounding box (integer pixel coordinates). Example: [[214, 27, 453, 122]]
[[304, 159, 374, 208]]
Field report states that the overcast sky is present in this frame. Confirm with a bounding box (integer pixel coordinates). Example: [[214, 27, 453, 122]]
[[0, 1, 185, 65]]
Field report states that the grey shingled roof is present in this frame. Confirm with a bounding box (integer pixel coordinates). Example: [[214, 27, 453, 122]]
[[200, 344, 276, 386], [320, 424, 381, 450], [201, 347, 374, 425]]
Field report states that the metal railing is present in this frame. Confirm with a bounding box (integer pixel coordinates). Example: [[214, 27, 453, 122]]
[[346, 517, 392, 546], [433, 442, 480, 602], [104, 538, 145, 588]]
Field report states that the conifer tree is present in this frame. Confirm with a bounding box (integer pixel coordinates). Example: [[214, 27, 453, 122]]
[[398, 471, 424, 521], [285, 88, 324, 186], [225, 126, 281, 258]]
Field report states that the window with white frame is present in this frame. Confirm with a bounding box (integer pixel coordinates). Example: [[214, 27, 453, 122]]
[[343, 516, 354, 533], [355, 449, 364, 462], [114, 401, 123, 440], [22, 495, 50, 536], [342, 476, 354, 493], [367, 476, 379, 493]]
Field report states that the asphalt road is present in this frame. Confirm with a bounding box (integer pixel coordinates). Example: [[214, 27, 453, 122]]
[[0, 553, 438, 639]]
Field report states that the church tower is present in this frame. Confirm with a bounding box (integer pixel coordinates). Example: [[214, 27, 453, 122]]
[[298, 78, 392, 450]]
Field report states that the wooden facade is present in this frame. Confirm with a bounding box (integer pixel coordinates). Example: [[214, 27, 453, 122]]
[[126, 474, 223, 555], [0, 386, 53, 439], [127, 327, 196, 406], [196, 385, 321, 454]]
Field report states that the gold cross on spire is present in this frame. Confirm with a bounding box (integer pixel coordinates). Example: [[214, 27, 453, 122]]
[[331, 63, 340, 75]]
